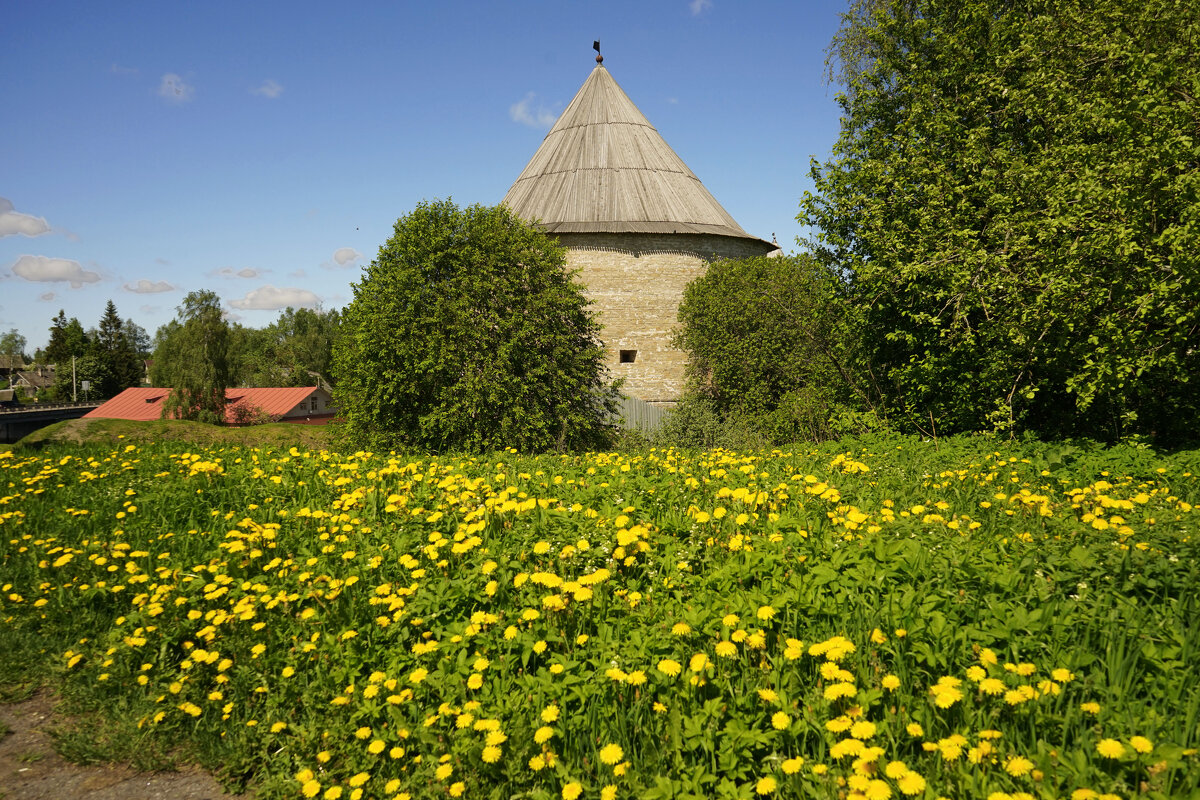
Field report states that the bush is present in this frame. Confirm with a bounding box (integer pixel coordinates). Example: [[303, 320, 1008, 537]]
[[332, 200, 618, 453]]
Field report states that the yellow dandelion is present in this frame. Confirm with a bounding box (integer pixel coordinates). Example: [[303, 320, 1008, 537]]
[[1005, 755, 1034, 776], [599, 743, 624, 765], [897, 772, 926, 795], [563, 782, 583, 800], [302, 779, 321, 798], [757, 606, 776, 621], [601, 786, 617, 800], [881, 674, 900, 691], [1130, 736, 1153, 754], [482, 745, 502, 763], [771, 712, 790, 730], [850, 720, 877, 739], [782, 757, 804, 774], [1096, 739, 1124, 759], [716, 641, 738, 658], [657, 659, 682, 677], [755, 776, 777, 795]]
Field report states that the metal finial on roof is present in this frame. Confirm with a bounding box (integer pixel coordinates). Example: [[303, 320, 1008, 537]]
[[593, 40, 603, 64]]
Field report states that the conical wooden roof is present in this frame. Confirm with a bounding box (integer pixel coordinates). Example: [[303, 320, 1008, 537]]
[[504, 64, 767, 243]]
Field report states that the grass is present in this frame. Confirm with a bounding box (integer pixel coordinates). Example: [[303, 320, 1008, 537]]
[[1, 429, 1198, 799], [14, 417, 336, 451]]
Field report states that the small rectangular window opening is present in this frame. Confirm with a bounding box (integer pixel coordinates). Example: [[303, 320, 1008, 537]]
[[619, 349, 637, 364]]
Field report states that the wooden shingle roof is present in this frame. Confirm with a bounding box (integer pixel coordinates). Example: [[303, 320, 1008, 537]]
[[503, 65, 770, 245]]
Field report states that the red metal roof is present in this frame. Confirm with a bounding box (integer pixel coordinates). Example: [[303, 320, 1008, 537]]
[[83, 387, 171, 421], [86, 387, 325, 423]]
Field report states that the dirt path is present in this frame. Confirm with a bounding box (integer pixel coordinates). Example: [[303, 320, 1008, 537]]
[[0, 692, 250, 800]]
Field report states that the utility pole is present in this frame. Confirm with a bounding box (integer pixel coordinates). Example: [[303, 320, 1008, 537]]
[[72, 355, 77, 402]]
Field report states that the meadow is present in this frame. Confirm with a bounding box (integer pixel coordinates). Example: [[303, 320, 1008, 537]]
[[1, 433, 1197, 800]]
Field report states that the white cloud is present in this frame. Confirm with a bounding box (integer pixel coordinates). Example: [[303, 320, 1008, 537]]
[[39, 291, 57, 302], [689, 0, 713, 14], [510, 92, 558, 128], [10, 255, 101, 288], [158, 73, 194, 103], [211, 267, 261, 279], [332, 247, 361, 266], [0, 197, 51, 238], [124, 279, 175, 293], [229, 285, 320, 310], [250, 79, 284, 98]]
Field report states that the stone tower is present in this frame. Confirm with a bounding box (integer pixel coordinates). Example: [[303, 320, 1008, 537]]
[[503, 55, 776, 406]]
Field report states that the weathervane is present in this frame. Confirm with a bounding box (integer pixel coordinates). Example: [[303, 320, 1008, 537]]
[[593, 40, 603, 64]]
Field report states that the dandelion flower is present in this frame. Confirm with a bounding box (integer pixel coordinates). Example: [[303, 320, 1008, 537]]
[[897, 772, 926, 795], [771, 712, 790, 730], [850, 720, 877, 739], [601, 786, 617, 800], [657, 659, 682, 677], [482, 745, 502, 763], [302, 779, 321, 798], [757, 606, 776, 621], [535, 726, 555, 744], [435, 764, 453, 781], [881, 675, 900, 691], [757, 688, 778, 703], [563, 782, 583, 800], [716, 641, 738, 658], [541, 704, 560, 722], [755, 776, 777, 795], [599, 743, 624, 765], [1096, 739, 1124, 759], [1005, 755, 1034, 776], [1130, 736, 1153, 754], [782, 758, 804, 774]]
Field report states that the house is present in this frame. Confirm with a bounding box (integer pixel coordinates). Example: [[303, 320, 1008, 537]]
[[502, 50, 778, 405], [84, 386, 336, 425]]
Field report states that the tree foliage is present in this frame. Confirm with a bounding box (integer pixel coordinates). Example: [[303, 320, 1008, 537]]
[[155, 290, 232, 424], [233, 307, 340, 388], [670, 254, 877, 444], [333, 199, 617, 452], [0, 329, 27, 362], [801, 0, 1200, 442], [90, 300, 143, 398]]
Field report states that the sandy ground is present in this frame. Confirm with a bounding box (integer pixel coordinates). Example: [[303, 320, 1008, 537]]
[[0, 692, 251, 800]]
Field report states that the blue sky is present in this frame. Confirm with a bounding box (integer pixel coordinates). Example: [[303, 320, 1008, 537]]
[[2, 0, 847, 352]]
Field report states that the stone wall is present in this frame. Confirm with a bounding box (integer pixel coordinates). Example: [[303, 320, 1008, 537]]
[[557, 232, 775, 404]]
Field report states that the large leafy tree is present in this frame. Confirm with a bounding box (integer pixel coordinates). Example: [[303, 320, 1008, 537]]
[[801, 0, 1200, 442], [672, 254, 876, 443], [235, 307, 340, 388], [154, 290, 233, 424], [333, 199, 617, 452]]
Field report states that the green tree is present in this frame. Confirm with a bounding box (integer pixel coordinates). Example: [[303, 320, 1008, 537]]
[[670, 254, 877, 444], [90, 300, 143, 398], [236, 307, 341, 388], [333, 199, 617, 452], [0, 328, 27, 363], [43, 311, 89, 365], [42, 311, 91, 401], [800, 0, 1200, 442], [155, 290, 232, 424]]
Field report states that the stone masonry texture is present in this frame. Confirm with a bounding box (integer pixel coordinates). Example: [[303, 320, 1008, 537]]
[[556, 233, 775, 405]]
